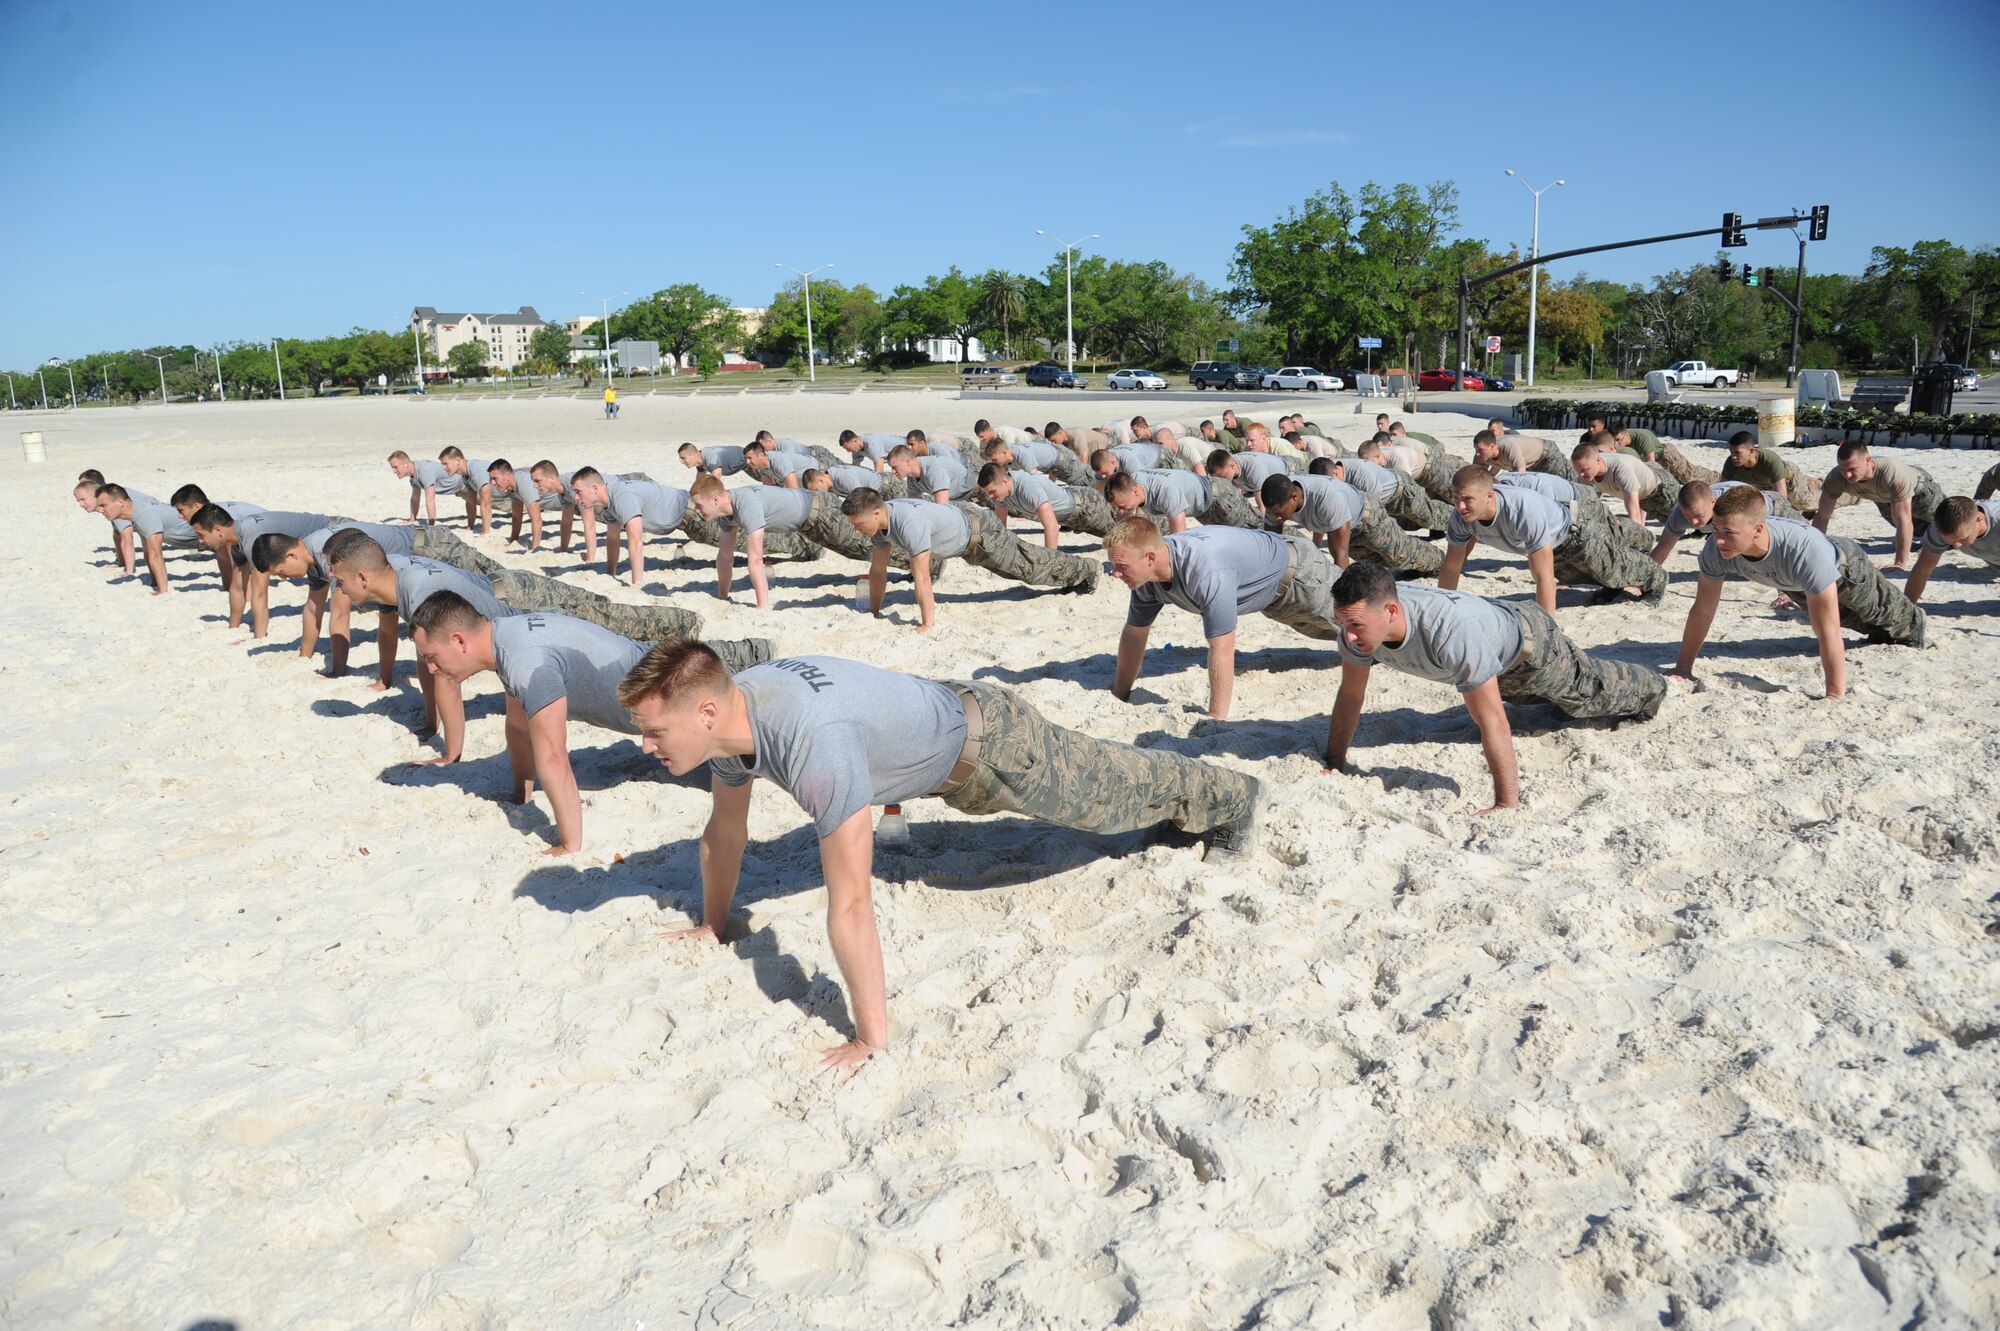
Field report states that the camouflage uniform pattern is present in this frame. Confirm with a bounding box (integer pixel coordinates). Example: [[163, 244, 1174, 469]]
[[485, 568, 772, 672], [1385, 471, 1454, 532], [800, 491, 907, 569], [1044, 451, 1096, 488], [1551, 501, 1668, 602], [1050, 486, 1118, 538], [1530, 448, 1579, 483], [1878, 468, 1945, 531], [680, 510, 820, 562], [1638, 462, 1684, 523], [942, 682, 1256, 836], [1348, 496, 1444, 576], [1496, 604, 1666, 720], [1260, 535, 1343, 639], [1654, 439, 1716, 486], [957, 503, 1098, 591], [412, 525, 506, 577], [1608, 511, 1658, 551], [1414, 446, 1474, 504], [1193, 480, 1264, 530], [1832, 536, 1927, 646], [1977, 462, 2000, 502]]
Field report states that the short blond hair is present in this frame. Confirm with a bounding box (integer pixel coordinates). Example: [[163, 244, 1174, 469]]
[[617, 640, 731, 710], [387, 450, 412, 464], [689, 474, 727, 500], [1244, 422, 1270, 440], [1105, 515, 1165, 554]]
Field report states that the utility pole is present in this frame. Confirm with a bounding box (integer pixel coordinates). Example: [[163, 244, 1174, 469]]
[[272, 338, 286, 400]]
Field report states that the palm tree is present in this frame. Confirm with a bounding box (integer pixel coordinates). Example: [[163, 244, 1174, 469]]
[[979, 269, 1029, 360]]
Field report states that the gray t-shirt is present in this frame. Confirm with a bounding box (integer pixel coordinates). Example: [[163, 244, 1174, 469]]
[[857, 432, 904, 461], [1134, 469, 1211, 522], [701, 446, 748, 475], [432, 459, 492, 497], [709, 656, 968, 838], [1111, 443, 1169, 473], [387, 554, 512, 622], [1289, 475, 1365, 533], [760, 450, 818, 481], [1662, 480, 1785, 538], [507, 469, 571, 511], [107, 486, 153, 533], [1233, 453, 1295, 490], [1334, 457, 1399, 504], [1493, 471, 1585, 505], [914, 454, 973, 499], [304, 521, 415, 585], [731, 485, 814, 535], [606, 477, 690, 533], [130, 496, 199, 545], [879, 499, 970, 559], [1696, 517, 1841, 595], [1921, 498, 2000, 566], [491, 612, 645, 733], [1126, 527, 1293, 639], [825, 465, 887, 495], [1447, 486, 1571, 554], [1006, 440, 1064, 472], [410, 459, 450, 492], [235, 509, 333, 571], [1000, 470, 1075, 520], [1336, 585, 1527, 692]]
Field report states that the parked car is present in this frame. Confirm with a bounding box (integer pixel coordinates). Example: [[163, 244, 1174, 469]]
[[1106, 368, 1168, 391], [960, 364, 1020, 388], [1261, 366, 1344, 391], [1479, 369, 1514, 391], [1653, 360, 1740, 388], [1188, 360, 1258, 390], [1023, 362, 1080, 388], [1941, 363, 1980, 391], [1244, 366, 1277, 386], [1457, 369, 1491, 390], [1417, 368, 1481, 391]]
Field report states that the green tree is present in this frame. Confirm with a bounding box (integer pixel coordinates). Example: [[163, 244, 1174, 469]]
[[612, 284, 743, 373], [527, 323, 574, 374], [978, 269, 1029, 359], [446, 341, 488, 379]]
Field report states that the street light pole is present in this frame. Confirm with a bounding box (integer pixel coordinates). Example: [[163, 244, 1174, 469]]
[[411, 325, 424, 392], [4, 374, 15, 410], [579, 290, 628, 380], [38, 370, 48, 411], [65, 364, 77, 407], [1036, 229, 1099, 373], [214, 344, 227, 401], [272, 339, 285, 400], [1505, 171, 1564, 389], [143, 352, 169, 406], [774, 263, 833, 382]]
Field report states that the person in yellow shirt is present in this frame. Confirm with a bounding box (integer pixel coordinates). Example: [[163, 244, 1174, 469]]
[[602, 384, 618, 419]]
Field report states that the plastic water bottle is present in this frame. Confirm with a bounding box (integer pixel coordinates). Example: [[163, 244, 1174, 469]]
[[876, 804, 909, 845], [852, 576, 870, 611]]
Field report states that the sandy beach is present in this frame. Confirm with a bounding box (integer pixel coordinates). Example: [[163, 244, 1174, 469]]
[[1, 392, 1995, 1329]]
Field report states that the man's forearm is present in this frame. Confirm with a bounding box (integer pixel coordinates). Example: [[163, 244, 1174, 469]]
[[1113, 626, 1148, 699], [1650, 534, 1678, 565], [540, 754, 583, 850], [1206, 635, 1236, 718], [1675, 602, 1717, 674], [697, 828, 747, 933], [1807, 591, 1847, 698], [437, 673, 466, 761], [377, 614, 399, 685], [1904, 550, 1939, 603], [1326, 685, 1367, 766], [1041, 513, 1060, 550], [1439, 547, 1469, 591], [1893, 504, 1914, 565], [146, 546, 169, 593], [912, 557, 936, 629], [250, 579, 270, 640]]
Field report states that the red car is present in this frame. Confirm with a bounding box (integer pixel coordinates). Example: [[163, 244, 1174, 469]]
[[1417, 368, 1485, 391]]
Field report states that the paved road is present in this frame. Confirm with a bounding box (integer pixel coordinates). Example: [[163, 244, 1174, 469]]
[[962, 381, 2000, 416]]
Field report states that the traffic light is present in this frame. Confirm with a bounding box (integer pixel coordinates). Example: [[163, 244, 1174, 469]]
[[1809, 204, 1829, 242], [1722, 211, 1748, 247], [1761, 267, 1775, 289], [1744, 267, 1760, 287], [1717, 258, 1735, 283]]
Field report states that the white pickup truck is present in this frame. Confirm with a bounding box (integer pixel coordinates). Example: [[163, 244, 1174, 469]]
[[1655, 360, 1741, 388]]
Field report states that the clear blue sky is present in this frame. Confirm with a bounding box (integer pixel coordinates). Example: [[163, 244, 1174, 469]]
[[4, 0, 1996, 368]]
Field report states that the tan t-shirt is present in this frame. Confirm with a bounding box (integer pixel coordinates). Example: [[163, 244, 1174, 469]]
[[1592, 451, 1662, 499], [1821, 455, 1916, 505], [1379, 442, 1429, 474], [1497, 436, 1547, 469], [1067, 427, 1114, 455]]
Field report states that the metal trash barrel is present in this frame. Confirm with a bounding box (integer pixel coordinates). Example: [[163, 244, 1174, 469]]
[[1910, 364, 1956, 417], [20, 431, 46, 463], [1756, 396, 1796, 450]]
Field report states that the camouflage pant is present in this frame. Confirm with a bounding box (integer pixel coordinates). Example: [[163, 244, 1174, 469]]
[[1552, 502, 1667, 602], [412, 525, 506, 576], [1833, 536, 1927, 646], [1976, 463, 2000, 502], [1639, 463, 1683, 523], [1194, 481, 1264, 530], [1532, 450, 1578, 483], [1387, 471, 1454, 532], [1261, 535, 1343, 639], [1496, 604, 1666, 721], [1297, 435, 1345, 461], [677, 509, 820, 561], [1349, 497, 1443, 576], [1415, 448, 1471, 504], [941, 682, 1255, 835], [801, 491, 907, 568], [804, 444, 846, 473], [1788, 471, 1836, 517], [1061, 487, 1118, 538], [1608, 509, 1657, 551], [958, 504, 1098, 590], [1047, 452, 1095, 488], [486, 569, 771, 672], [1651, 440, 1717, 487]]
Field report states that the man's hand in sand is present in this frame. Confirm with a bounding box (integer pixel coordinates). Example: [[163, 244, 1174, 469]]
[[1476, 802, 1519, 816], [367, 678, 392, 692], [664, 922, 720, 944], [820, 1038, 881, 1073], [542, 843, 576, 858]]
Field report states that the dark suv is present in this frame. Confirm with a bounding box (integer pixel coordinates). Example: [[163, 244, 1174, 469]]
[[1189, 360, 1256, 390], [1024, 362, 1079, 388]]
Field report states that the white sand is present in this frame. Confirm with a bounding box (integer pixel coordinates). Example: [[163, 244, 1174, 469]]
[[1, 395, 1995, 1329]]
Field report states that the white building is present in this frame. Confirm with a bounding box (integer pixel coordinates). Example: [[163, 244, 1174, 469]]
[[410, 306, 548, 371]]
